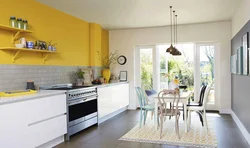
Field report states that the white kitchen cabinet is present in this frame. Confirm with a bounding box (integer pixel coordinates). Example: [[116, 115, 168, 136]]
[[0, 101, 30, 148], [29, 115, 67, 148], [98, 83, 129, 120], [26, 94, 66, 124], [0, 94, 67, 148]]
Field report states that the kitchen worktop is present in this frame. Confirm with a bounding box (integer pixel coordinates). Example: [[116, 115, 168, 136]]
[[94, 81, 129, 88], [0, 90, 66, 105]]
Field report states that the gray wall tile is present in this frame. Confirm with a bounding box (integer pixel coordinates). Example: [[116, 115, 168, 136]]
[[0, 65, 102, 91]]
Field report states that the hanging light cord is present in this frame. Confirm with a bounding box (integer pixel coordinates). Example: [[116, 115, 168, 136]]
[[170, 6, 172, 45], [173, 11, 176, 47], [176, 15, 178, 46]]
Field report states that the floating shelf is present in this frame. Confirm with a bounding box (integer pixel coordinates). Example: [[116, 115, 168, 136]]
[[0, 47, 58, 63], [0, 24, 33, 43]]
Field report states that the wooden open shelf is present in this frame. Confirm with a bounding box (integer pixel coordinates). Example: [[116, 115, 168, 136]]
[[0, 24, 33, 43], [0, 47, 58, 63], [0, 24, 33, 33]]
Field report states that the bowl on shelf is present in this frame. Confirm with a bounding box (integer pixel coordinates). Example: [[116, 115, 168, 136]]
[[15, 44, 25, 48]]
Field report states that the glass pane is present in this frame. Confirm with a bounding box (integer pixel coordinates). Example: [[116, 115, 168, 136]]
[[140, 48, 153, 88], [158, 44, 195, 93], [158, 45, 169, 90], [199, 45, 215, 104]]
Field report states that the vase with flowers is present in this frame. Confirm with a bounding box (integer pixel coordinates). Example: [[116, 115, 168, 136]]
[[165, 73, 180, 90], [98, 50, 119, 83]]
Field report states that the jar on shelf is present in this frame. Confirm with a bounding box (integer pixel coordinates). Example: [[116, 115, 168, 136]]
[[16, 18, 23, 29], [9, 16, 17, 28], [22, 20, 28, 30]]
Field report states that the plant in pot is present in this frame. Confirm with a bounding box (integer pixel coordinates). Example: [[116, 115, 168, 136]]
[[75, 69, 85, 86], [97, 50, 119, 83]]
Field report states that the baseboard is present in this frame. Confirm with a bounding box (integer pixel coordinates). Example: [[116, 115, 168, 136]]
[[37, 135, 64, 148], [98, 106, 128, 124], [231, 110, 250, 145], [219, 109, 231, 114]]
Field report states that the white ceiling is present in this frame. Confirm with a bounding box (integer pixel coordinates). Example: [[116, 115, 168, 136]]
[[37, 0, 241, 30]]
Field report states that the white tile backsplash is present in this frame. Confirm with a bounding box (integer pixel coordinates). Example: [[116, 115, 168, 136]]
[[0, 65, 103, 91]]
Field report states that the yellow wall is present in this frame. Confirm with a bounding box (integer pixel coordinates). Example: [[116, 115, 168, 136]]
[[101, 29, 109, 59], [89, 23, 102, 66], [0, 0, 109, 66]]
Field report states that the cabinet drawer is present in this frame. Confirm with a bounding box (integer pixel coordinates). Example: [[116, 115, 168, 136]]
[[29, 115, 67, 148], [27, 94, 66, 124]]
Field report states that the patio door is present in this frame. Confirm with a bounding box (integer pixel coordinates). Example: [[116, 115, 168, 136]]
[[135, 45, 157, 91], [196, 43, 217, 110]]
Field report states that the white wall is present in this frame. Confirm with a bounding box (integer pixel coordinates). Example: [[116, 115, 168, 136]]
[[109, 21, 231, 112], [232, 0, 250, 38]]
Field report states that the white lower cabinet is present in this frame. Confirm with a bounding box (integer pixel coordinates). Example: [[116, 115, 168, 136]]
[[0, 101, 30, 148], [0, 94, 67, 148], [98, 83, 129, 120], [29, 115, 67, 148]]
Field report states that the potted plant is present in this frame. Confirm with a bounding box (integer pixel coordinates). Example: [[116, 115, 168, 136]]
[[75, 69, 85, 86], [98, 50, 119, 83]]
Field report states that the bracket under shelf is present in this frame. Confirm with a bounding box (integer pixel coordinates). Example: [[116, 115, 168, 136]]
[[42, 53, 50, 64], [12, 50, 21, 63], [12, 31, 21, 44]]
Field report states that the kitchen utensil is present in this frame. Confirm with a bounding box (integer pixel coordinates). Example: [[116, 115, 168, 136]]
[[19, 37, 26, 47], [26, 41, 34, 49], [15, 44, 25, 48], [26, 81, 35, 90], [0, 89, 37, 97]]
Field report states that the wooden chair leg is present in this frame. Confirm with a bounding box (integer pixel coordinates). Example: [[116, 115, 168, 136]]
[[151, 111, 154, 120], [176, 115, 180, 139], [160, 115, 163, 138]]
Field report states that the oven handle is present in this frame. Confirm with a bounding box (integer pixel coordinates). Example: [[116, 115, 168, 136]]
[[68, 95, 97, 106]]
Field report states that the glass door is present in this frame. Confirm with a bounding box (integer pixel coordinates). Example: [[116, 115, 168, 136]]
[[135, 46, 156, 90], [197, 44, 216, 110], [157, 44, 195, 99]]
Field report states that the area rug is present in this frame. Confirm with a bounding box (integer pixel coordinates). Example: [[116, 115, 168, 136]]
[[119, 115, 218, 148]]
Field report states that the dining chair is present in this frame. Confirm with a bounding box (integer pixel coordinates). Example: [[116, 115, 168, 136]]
[[187, 85, 207, 126], [135, 87, 155, 128], [142, 84, 157, 119], [187, 85, 211, 132], [158, 89, 181, 139]]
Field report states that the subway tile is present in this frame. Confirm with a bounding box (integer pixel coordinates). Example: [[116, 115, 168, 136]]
[[0, 65, 102, 91]]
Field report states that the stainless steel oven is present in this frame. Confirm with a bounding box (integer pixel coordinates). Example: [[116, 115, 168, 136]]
[[66, 87, 98, 140]]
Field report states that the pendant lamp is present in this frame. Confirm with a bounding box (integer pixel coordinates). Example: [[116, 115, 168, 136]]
[[166, 6, 174, 53]]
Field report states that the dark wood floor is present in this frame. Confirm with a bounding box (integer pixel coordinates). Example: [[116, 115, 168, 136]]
[[55, 110, 250, 148]]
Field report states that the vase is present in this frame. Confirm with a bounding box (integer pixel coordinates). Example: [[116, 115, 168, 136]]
[[102, 69, 111, 83]]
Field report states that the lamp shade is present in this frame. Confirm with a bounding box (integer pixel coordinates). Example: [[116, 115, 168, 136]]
[[166, 44, 174, 53]]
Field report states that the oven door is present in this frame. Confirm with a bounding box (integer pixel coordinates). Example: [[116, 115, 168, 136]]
[[68, 95, 97, 127]]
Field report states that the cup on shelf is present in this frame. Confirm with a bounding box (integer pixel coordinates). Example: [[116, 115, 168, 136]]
[[26, 41, 34, 49]]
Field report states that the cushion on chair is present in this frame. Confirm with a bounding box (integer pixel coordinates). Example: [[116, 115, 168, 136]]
[[145, 89, 157, 96], [141, 104, 155, 110], [187, 102, 200, 106]]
